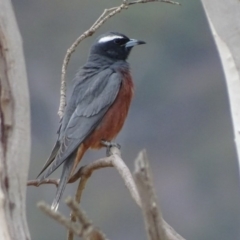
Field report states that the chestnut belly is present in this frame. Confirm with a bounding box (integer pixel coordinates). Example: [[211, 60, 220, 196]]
[[84, 75, 133, 149]]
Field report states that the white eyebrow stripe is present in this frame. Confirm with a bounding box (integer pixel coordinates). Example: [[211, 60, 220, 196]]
[[98, 35, 123, 43]]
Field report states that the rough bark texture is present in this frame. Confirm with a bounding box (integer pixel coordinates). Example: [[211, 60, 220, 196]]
[[0, 0, 30, 239], [200, 0, 240, 174]]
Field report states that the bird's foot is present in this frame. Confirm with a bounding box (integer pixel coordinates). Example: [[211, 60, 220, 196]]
[[101, 140, 121, 157]]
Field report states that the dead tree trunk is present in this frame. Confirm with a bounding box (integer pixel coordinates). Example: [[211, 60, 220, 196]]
[[0, 0, 31, 239], [200, 0, 240, 178]]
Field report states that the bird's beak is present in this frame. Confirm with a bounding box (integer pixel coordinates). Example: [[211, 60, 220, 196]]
[[125, 39, 146, 48]]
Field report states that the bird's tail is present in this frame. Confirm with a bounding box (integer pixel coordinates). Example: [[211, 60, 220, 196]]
[[51, 152, 76, 211], [37, 141, 60, 179]]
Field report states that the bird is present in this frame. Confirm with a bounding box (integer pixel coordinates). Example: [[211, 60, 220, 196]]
[[37, 32, 146, 211]]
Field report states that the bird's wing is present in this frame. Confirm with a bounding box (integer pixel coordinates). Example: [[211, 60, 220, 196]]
[[38, 70, 122, 180], [36, 122, 63, 178], [36, 140, 60, 178]]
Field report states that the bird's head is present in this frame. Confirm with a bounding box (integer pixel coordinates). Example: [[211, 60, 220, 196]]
[[90, 32, 146, 61]]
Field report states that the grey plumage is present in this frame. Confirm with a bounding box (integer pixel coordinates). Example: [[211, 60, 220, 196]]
[[38, 66, 123, 182]]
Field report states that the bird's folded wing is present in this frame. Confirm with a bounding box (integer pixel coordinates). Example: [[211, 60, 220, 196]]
[[39, 70, 122, 180]]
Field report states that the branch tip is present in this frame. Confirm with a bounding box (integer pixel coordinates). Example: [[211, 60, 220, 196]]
[[134, 149, 148, 173]]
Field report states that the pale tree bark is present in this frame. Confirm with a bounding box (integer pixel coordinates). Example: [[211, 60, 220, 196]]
[[200, 1, 240, 177], [0, 0, 31, 240]]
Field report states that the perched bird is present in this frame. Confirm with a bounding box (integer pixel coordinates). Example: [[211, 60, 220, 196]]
[[37, 32, 145, 211]]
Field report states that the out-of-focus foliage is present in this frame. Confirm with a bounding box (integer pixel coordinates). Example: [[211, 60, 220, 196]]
[[12, 0, 240, 239]]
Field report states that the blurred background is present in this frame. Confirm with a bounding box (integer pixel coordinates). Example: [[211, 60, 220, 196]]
[[12, 0, 240, 239]]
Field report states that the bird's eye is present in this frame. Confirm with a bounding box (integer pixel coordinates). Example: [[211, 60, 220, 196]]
[[114, 38, 123, 44], [113, 38, 129, 46]]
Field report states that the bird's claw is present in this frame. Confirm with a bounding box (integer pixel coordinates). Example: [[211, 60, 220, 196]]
[[101, 140, 121, 149], [101, 140, 121, 156]]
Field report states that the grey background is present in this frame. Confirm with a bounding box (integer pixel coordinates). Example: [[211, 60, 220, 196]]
[[12, 0, 240, 239]]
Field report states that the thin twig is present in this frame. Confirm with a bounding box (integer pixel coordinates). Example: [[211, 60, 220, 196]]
[[67, 176, 89, 240], [27, 178, 59, 187], [58, 0, 180, 118], [128, 0, 180, 5], [69, 157, 114, 184]]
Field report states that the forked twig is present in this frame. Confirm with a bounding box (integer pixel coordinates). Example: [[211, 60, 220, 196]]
[[38, 199, 107, 240]]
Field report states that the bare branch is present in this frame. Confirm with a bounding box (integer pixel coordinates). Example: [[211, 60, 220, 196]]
[[134, 150, 167, 240], [134, 150, 185, 240], [128, 0, 181, 5], [78, 147, 140, 206], [67, 146, 140, 240], [111, 148, 141, 206], [38, 199, 107, 240], [38, 201, 81, 236], [58, 0, 180, 118], [27, 178, 59, 187], [66, 197, 91, 227], [66, 198, 107, 240], [28, 147, 140, 206]]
